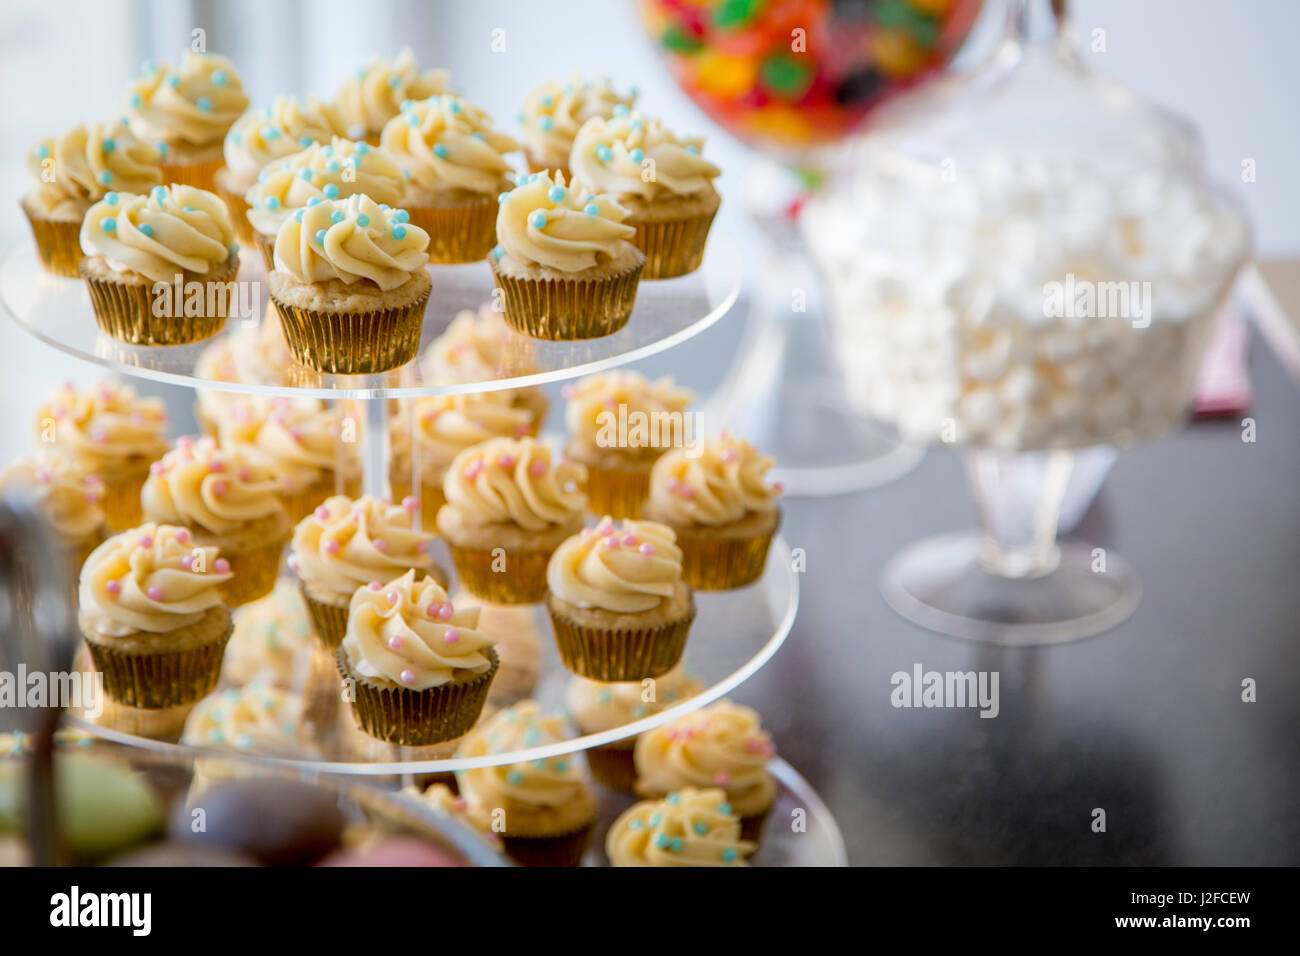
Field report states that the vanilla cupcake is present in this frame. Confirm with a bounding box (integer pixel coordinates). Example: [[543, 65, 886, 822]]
[[289, 493, 444, 649], [216, 96, 345, 245], [221, 580, 314, 689], [472, 600, 543, 706], [339, 569, 497, 746], [562, 371, 694, 518], [437, 437, 587, 604], [634, 700, 777, 842], [193, 316, 300, 437], [78, 523, 234, 709], [36, 380, 168, 531], [329, 48, 450, 144], [642, 431, 782, 589], [123, 52, 249, 190], [570, 110, 721, 278], [403, 782, 502, 852], [268, 193, 431, 373], [518, 75, 636, 179], [606, 787, 755, 867], [0, 454, 106, 597], [182, 680, 316, 757], [22, 122, 162, 275], [380, 94, 519, 263], [489, 171, 644, 340], [546, 517, 695, 681], [455, 701, 597, 867], [79, 184, 240, 345]]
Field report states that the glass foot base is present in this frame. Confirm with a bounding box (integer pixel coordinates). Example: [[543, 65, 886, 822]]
[[881, 531, 1141, 645]]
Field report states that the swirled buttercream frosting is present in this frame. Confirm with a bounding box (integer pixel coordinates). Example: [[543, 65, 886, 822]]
[[272, 193, 429, 291], [125, 52, 249, 148], [519, 75, 636, 171], [380, 95, 518, 200], [606, 787, 754, 867], [494, 171, 635, 273], [223, 96, 344, 188], [546, 517, 683, 613], [634, 700, 776, 796], [26, 123, 162, 217], [0, 454, 105, 541], [330, 48, 450, 139], [141, 435, 284, 535], [563, 371, 694, 454], [570, 111, 720, 202], [37, 380, 168, 474], [290, 494, 437, 599], [646, 432, 781, 526], [80, 184, 236, 283], [441, 437, 586, 531], [456, 701, 590, 811]]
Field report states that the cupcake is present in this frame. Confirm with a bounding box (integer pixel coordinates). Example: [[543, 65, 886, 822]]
[[289, 493, 444, 649], [436, 437, 587, 604], [562, 371, 694, 518], [565, 664, 702, 792], [78, 523, 234, 709], [244, 138, 405, 271], [182, 681, 316, 757], [21, 122, 162, 276], [633, 700, 777, 842], [79, 184, 240, 345], [472, 600, 543, 706], [455, 701, 598, 867], [193, 315, 300, 437], [641, 431, 783, 589], [221, 580, 314, 689], [380, 94, 519, 263], [0, 455, 106, 598], [570, 111, 721, 278], [545, 517, 695, 681], [216, 96, 344, 246], [488, 171, 644, 340], [606, 787, 755, 867], [389, 391, 537, 527], [267, 193, 431, 373], [338, 569, 497, 746], [329, 48, 450, 144], [518, 75, 636, 179], [123, 52, 249, 190], [36, 380, 168, 532], [140, 436, 291, 607], [403, 782, 503, 852]]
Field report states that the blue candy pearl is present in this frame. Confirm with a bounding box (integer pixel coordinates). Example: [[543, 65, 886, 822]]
[[138, 224, 153, 237], [264, 196, 279, 211], [507, 771, 523, 785], [402, 167, 410, 180], [654, 834, 670, 848], [293, 209, 303, 222], [326, 159, 340, 172], [35, 144, 49, 159], [329, 210, 344, 223], [231, 133, 242, 145], [630, 148, 644, 164], [299, 168, 312, 181], [105, 193, 118, 206], [613, 104, 629, 117], [392, 225, 407, 239], [100, 218, 116, 232], [348, 125, 365, 139], [355, 142, 370, 154], [400, 99, 413, 112], [722, 847, 738, 862], [392, 209, 409, 223], [97, 170, 112, 185], [166, 75, 179, 88], [497, 191, 510, 204], [583, 202, 599, 216], [182, 205, 194, 212], [323, 183, 339, 199], [406, 112, 419, 127], [627, 819, 643, 830], [388, 75, 401, 88], [548, 185, 566, 202], [595, 144, 612, 163], [553, 759, 568, 772], [433, 144, 448, 159], [491, 244, 504, 259], [322, 144, 334, 156], [529, 211, 546, 229], [306, 196, 322, 206], [357, 214, 370, 227], [515, 174, 529, 187], [472, 131, 484, 141], [717, 802, 732, 816], [129, 94, 142, 108], [261, 126, 279, 140], [686, 144, 700, 154], [102, 138, 116, 153], [670, 838, 684, 852], [211, 69, 227, 86], [694, 822, 708, 834], [539, 94, 553, 107], [155, 142, 168, 155], [314, 229, 327, 244]]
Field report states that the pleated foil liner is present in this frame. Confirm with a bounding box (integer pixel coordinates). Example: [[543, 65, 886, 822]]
[[583, 462, 653, 520], [676, 521, 779, 591], [632, 206, 718, 280], [22, 205, 83, 276], [546, 597, 695, 682], [160, 156, 223, 193], [84, 622, 232, 710], [336, 646, 499, 746], [501, 823, 594, 868], [100, 469, 150, 532], [407, 197, 498, 264], [446, 542, 552, 605], [584, 741, 638, 794], [300, 582, 349, 650], [271, 288, 428, 373], [216, 535, 289, 608], [79, 255, 239, 346], [489, 256, 643, 340]]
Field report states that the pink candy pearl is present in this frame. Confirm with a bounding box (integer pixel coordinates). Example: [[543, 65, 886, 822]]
[[713, 772, 731, 787], [681, 486, 696, 499], [388, 635, 404, 650], [722, 450, 738, 464], [238, 467, 251, 481], [438, 602, 453, 620], [386, 590, 399, 604], [105, 579, 122, 597], [208, 460, 225, 473], [178, 435, 193, 450], [402, 495, 419, 512], [372, 538, 387, 552], [175, 528, 190, 543], [180, 555, 194, 570], [324, 539, 340, 554], [443, 629, 460, 645], [399, 669, 416, 685], [498, 454, 515, 469], [146, 586, 163, 601], [666, 478, 682, 493], [211, 479, 228, 496], [529, 460, 546, 476], [214, 558, 230, 574], [771, 481, 785, 494], [415, 540, 430, 554], [622, 533, 637, 546], [425, 603, 440, 618], [138, 535, 153, 548], [639, 543, 655, 556], [368, 581, 383, 591], [315, 506, 330, 521], [150, 462, 163, 476]]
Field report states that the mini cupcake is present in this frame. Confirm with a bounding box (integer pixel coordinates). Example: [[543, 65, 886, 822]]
[[562, 371, 695, 518], [403, 782, 503, 852], [565, 664, 702, 792], [79, 184, 240, 345], [216, 96, 345, 246], [36, 380, 168, 531], [123, 52, 249, 190], [606, 787, 755, 867], [570, 111, 722, 278], [473, 600, 543, 706], [329, 48, 450, 144], [641, 431, 783, 589], [338, 569, 497, 746], [389, 391, 537, 527], [193, 315, 300, 436], [380, 94, 519, 263], [633, 700, 777, 842], [488, 171, 644, 340], [182, 680, 316, 757], [289, 493, 444, 649], [0, 455, 106, 598], [221, 580, 314, 689], [268, 193, 431, 373], [140, 436, 291, 607], [546, 517, 695, 681], [518, 75, 636, 179], [455, 701, 598, 867], [437, 437, 587, 604], [244, 138, 405, 271], [21, 122, 162, 276], [78, 523, 234, 709]]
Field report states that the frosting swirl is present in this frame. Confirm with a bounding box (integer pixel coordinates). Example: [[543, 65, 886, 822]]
[[392, 392, 535, 480], [440, 437, 586, 532], [455, 701, 590, 810], [26, 123, 162, 217], [215, 396, 358, 495], [272, 193, 429, 291], [380, 95, 518, 200], [405, 783, 500, 847], [570, 111, 721, 202], [222, 96, 344, 189], [37, 380, 168, 475], [330, 48, 451, 140], [647, 432, 781, 526], [634, 700, 776, 797], [420, 304, 532, 385], [223, 580, 313, 688], [125, 53, 249, 148], [0, 455, 105, 541], [342, 569, 494, 689], [546, 517, 683, 613], [563, 371, 694, 454], [606, 788, 754, 867], [565, 663, 702, 733], [79, 523, 231, 637], [519, 75, 636, 171], [245, 138, 405, 237], [494, 170, 636, 273], [290, 494, 437, 599], [141, 435, 286, 535], [80, 185, 236, 283], [182, 681, 313, 755]]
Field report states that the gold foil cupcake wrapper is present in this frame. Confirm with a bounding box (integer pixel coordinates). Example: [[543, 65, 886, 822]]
[[546, 597, 695, 682], [584, 463, 652, 520], [80, 255, 239, 346], [271, 288, 428, 374], [446, 542, 552, 605], [676, 520, 779, 591], [632, 206, 718, 279], [101, 468, 150, 533], [501, 823, 592, 868], [337, 647, 499, 746], [407, 196, 498, 264], [489, 255, 643, 340], [160, 156, 223, 193], [585, 741, 638, 794], [22, 205, 83, 276], [84, 622, 232, 710], [300, 582, 349, 650], [216, 534, 289, 607]]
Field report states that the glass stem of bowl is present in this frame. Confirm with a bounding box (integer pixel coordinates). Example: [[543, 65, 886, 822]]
[[964, 447, 1075, 579], [361, 395, 390, 499]]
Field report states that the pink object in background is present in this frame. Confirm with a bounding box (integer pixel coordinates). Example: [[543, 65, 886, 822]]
[[1193, 304, 1253, 419]]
